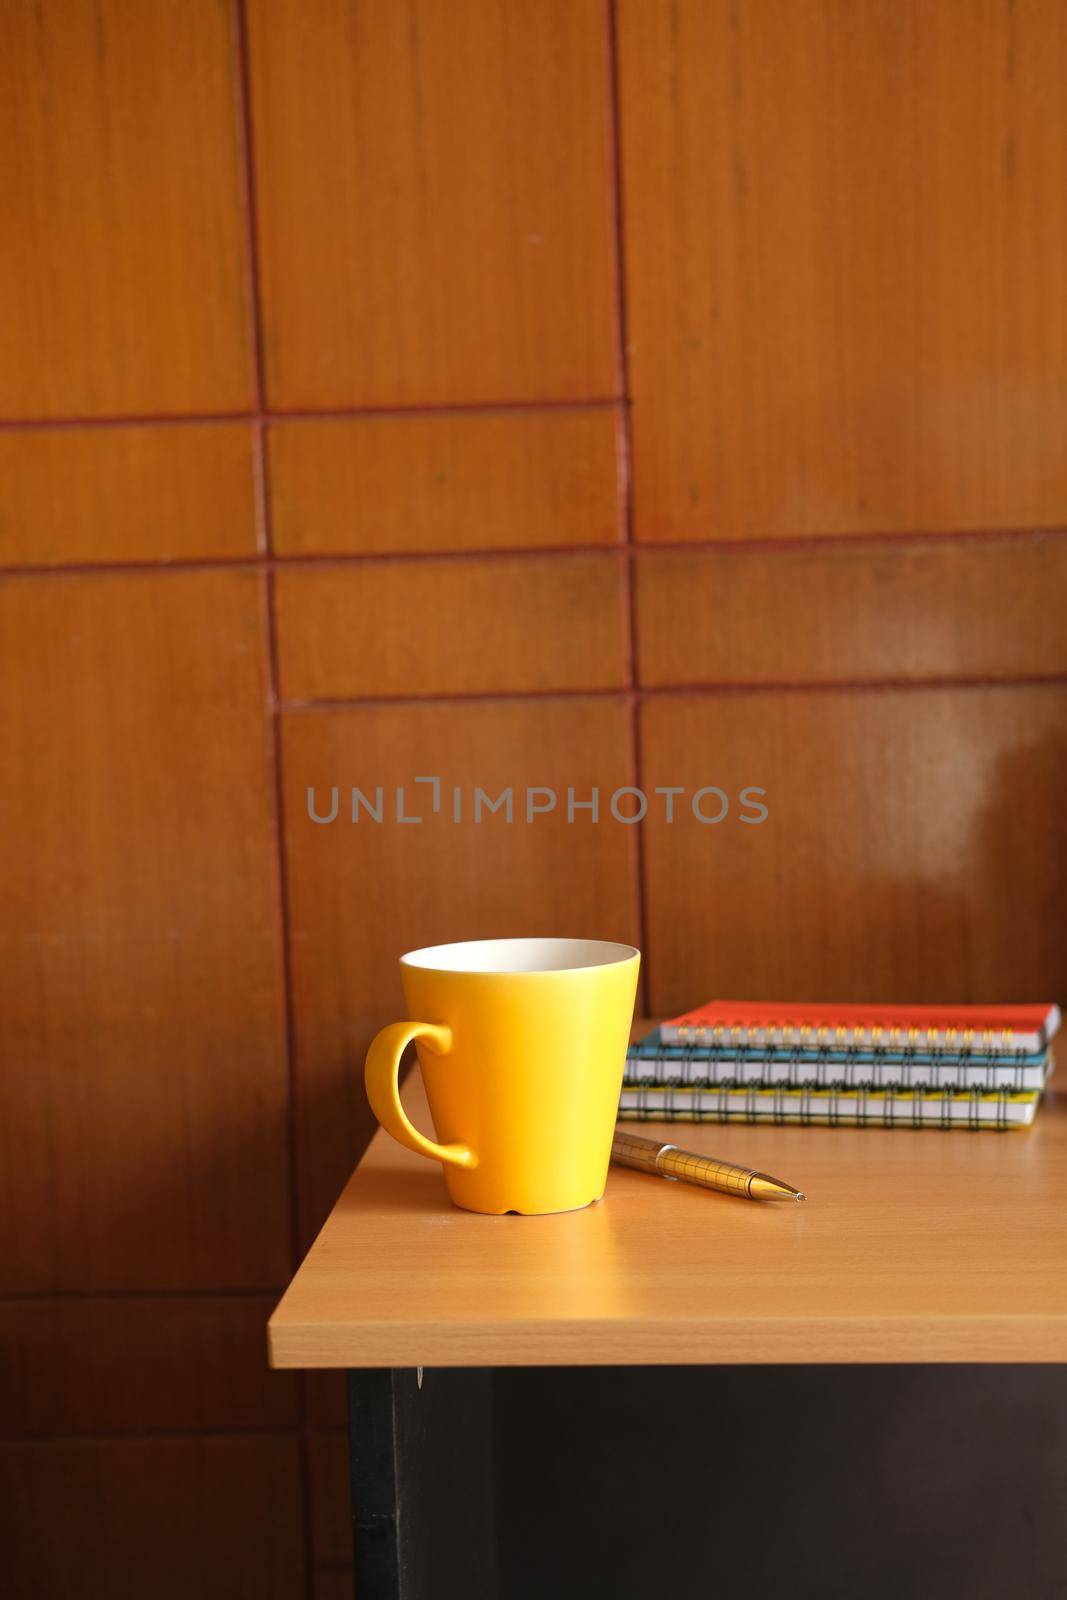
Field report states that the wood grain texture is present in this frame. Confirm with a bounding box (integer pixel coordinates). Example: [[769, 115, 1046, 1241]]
[[636, 536, 1067, 685], [0, 1298, 295, 1435], [306, 1371, 347, 1429], [314, 1573, 355, 1600], [269, 1073, 1067, 1367], [0, 571, 289, 1291], [275, 555, 628, 699], [0, 1435, 304, 1599], [640, 687, 1067, 1016], [309, 1432, 352, 1568], [280, 698, 638, 1242], [619, 0, 1067, 540], [268, 410, 623, 556], [246, 0, 617, 407], [0, 0, 252, 418], [0, 424, 257, 565]]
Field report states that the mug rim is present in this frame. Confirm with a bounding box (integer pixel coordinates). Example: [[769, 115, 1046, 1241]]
[[400, 936, 639, 976]]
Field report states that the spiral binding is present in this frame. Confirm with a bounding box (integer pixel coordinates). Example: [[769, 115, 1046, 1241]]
[[672, 1020, 1015, 1053], [618, 1080, 1029, 1129], [625, 1036, 1047, 1094]]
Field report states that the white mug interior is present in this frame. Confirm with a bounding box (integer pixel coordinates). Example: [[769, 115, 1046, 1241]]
[[400, 937, 638, 975]]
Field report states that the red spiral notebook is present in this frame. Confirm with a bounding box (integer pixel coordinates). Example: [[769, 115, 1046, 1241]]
[[661, 1000, 1061, 1053]]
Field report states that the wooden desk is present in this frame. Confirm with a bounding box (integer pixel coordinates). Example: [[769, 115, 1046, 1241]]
[[270, 1066, 1067, 1598], [271, 1082, 1067, 1369]]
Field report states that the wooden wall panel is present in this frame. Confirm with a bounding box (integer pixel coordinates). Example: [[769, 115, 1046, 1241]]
[[309, 1432, 352, 1569], [306, 1372, 347, 1429], [0, 0, 252, 418], [275, 555, 628, 700], [281, 698, 637, 1240], [0, 424, 257, 566], [269, 410, 623, 556], [636, 536, 1067, 686], [4, 3, 1067, 1594], [314, 1574, 355, 1600], [246, 0, 617, 407], [0, 1298, 296, 1436], [0, 572, 289, 1291], [0, 1435, 304, 1600], [619, 0, 1067, 541], [640, 687, 1067, 1016]]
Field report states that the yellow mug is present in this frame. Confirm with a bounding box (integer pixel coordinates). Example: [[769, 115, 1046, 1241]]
[[364, 938, 640, 1215]]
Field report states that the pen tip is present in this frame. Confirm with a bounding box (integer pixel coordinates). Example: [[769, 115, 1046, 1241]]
[[749, 1175, 806, 1202]]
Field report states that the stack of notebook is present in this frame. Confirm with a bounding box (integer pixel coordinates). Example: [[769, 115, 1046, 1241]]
[[622, 1001, 1060, 1129]]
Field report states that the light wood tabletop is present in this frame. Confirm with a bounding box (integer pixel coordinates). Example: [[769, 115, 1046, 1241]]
[[269, 1044, 1067, 1369]]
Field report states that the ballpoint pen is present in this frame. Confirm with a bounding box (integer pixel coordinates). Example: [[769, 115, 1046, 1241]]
[[611, 1129, 806, 1202]]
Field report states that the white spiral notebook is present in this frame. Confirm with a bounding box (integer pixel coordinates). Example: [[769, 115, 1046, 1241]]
[[618, 1080, 1042, 1129]]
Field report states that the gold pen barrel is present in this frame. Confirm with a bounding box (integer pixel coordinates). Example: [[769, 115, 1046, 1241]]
[[610, 1129, 673, 1176], [611, 1130, 805, 1201], [656, 1144, 757, 1197]]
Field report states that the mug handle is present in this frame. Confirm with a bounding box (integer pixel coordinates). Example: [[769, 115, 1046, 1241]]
[[364, 1021, 478, 1170]]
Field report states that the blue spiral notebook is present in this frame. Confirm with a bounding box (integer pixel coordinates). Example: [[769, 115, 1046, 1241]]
[[626, 1026, 1054, 1092]]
